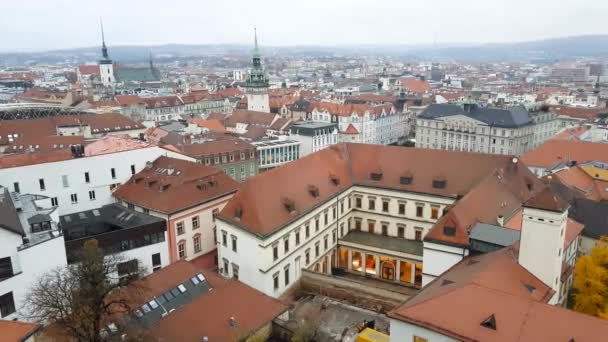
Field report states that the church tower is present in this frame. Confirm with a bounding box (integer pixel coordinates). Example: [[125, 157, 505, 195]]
[[98, 19, 115, 87], [245, 28, 270, 113]]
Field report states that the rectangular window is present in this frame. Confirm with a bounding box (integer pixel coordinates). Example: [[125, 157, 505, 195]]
[[273, 245, 279, 261], [13, 182, 20, 194], [273, 273, 280, 291], [117, 259, 138, 280], [382, 223, 388, 236], [0, 257, 13, 280], [231, 236, 237, 252], [368, 198, 375, 210], [324, 235, 328, 250], [194, 235, 201, 253], [232, 264, 239, 280], [355, 219, 362, 231], [177, 222, 185, 235], [295, 231, 301, 246], [222, 231, 227, 247], [382, 200, 389, 213], [0, 292, 16, 318], [131, 164, 136, 175], [398, 226, 405, 238], [39, 178, 45, 191], [305, 249, 310, 265], [88, 190, 96, 201], [284, 265, 290, 286], [192, 216, 200, 229], [413, 336, 428, 342], [223, 259, 229, 274], [332, 229, 336, 243], [315, 242, 320, 258], [152, 253, 161, 272], [416, 205, 424, 218], [355, 197, 362, 208], [111, 168, 116, 179], [324, 212, 328, 226], [84, 172, 90, 183], [315, 218, 320, 232], [128, 203, 134, 210], [51, 197, 58, 207], [61, 175, 69, 188], [415, 229, 423, 241], [212, 208, 219, 221], [178, 243, 186, 259], [305, 224, 310, 238], [431, 206, 439, 219], [70, 193, 78, 204], [368, 221, 375, 234], [284, 238, 289, 253]]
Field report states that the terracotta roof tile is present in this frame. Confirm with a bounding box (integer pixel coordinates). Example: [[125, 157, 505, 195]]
[[342, 124, 359, 135], [522, 140, 608, 168], [189, 118, 226, 133], [78, 65, 100, 75], [113, 156, 240, 214], [0, 320, 41, 341], [523, 187, 569, 213]]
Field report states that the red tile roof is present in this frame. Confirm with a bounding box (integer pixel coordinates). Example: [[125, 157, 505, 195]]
[[342, 124, 359, 135], [0, 320, 41, 342], [78, 65, 100, 75], [175, 139, 255, 159], [115, 95, 145, 106], [113, 156, 240, 214], [189, 118, 227, 133], [550, 126, 590, 141], [388, 247, 608, 342], [523, 186, 570, 212], [140, 96, 184, 109], [400, 77, 432, 94], [132, 261, 287, 342], [225, 110, 277, 128], [312, 102, 393, 117], [219, 144, 541, 240], [549, 105, 601, 120], [522, 140, 608, 168]]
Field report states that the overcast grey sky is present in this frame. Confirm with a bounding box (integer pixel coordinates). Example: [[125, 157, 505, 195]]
[[1, 0, 607, 51]]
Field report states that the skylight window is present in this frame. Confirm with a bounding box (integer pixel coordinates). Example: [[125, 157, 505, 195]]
[[163, 291, 175, 301], [197, 273, 205, 282], [191, 276, 200, 285], [141, 303, 151, 313], [135, 310, 143, 318], [178, 284, 187, 293], [148, 300, 159, 309], [170, 288, 181, 297]]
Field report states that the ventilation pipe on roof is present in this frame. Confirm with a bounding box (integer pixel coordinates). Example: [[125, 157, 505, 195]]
[[497, 215, 504, 227], [229, 316, 237, 328]]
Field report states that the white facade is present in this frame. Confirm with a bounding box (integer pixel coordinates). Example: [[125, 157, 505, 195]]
[[390, 319, 459, 342], [421, 241, 468, 286], [416, 112, 559, 156], [288, 123, 339, 157], [99, 62, 115, 87], [0, 146, 194, 217], [253, 139, 301, 170], [246, 93, 270, 113], [518, 207, 567, 305], [0, 229, 66, 321], [311, 108, 407, 145]]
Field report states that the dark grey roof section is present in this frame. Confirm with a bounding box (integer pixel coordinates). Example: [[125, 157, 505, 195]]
[[290, 121, 337, 136], [570, 199, 608, 240], [0, 187, 24, 236], [419, 104, 532, 128], [469, 223, 521, 247], [27, 213, 52, 225], [134, 272, 211, 327], [60, 203, 165, 241], [340, 230, 423, 256]]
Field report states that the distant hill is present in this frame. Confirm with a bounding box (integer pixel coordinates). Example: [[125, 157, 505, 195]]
[[1, 35, 608, 65]]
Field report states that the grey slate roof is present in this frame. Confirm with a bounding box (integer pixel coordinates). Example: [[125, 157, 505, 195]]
[[419, 104, 532, 128], [570, 199, 608, 240], [115, 67, 160, 83], [469, 223, 521, 246], [0, 187, 24, 236], [340, 230, 423, 256]]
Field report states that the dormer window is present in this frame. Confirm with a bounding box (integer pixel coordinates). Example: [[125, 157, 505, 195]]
[[308, 185, 320, 198], [234, 207, 242, 220], [370, 168, 383, 181], [480, 314, 497, 330], [433, 176, 446, 189], [400, 171, 413, 185], [329, 173, 340, 186], [281, 197, 296, 214], [443, 226, 456, 236]]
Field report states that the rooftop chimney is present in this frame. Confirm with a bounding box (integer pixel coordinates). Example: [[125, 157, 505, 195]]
[[229, 316, 237, 328], [497, 215, 505, 227]]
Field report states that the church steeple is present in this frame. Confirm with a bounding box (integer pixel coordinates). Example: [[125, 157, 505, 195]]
[[100, 18, 110, 61], [246, 28, 268, 88]]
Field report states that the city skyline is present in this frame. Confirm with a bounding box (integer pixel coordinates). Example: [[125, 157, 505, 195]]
[[1, 0, 607, 52]]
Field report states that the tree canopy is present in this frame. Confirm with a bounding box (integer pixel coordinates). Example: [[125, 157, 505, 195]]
[[573, 237, 608, 318]]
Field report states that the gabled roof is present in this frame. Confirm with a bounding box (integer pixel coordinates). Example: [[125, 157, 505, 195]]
[[113, 156, 240, 214], [225, 110, 277, 128], [522, 140, 608, 168], [218, 144, 541, 239], [342, 124, 359, 135], [388, 248, 608, 342], [0, 320, 41, 342], [523, 186, 569, 213], [0, 187, 24, 236]]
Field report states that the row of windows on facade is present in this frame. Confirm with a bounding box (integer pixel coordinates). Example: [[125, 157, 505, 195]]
[[15, 165, 137, 194], [223, 164, 256, 178], [353, 196, 443, 220], [176, 209, 220, 259], [202, 151, 256, 166]]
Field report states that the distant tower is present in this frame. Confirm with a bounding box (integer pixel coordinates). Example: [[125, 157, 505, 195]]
[[594, 75, 601, 95], [98, 19, 115, 87], [245, 28, 270, 113], [518, 187, 568, 305]]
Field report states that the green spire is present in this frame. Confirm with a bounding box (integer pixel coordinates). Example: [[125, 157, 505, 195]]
[[253, 27, 260, 56], [100, 18, 109, 61]]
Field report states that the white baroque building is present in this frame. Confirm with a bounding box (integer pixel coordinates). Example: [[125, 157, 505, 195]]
[[415, 103, 558, 155]]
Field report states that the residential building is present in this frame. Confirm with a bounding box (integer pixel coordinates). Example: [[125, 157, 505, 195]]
[[522, 139, 608, 176], [215, 144, 563, 298], [173, 139, 258, 182], [245, 29, 270, 113], [289, 121, 338, 156], [0, 136, 193, 216], [224, 110, 291, 136], [140, 96, 185, 122], [0, 186, 67, 321], [113, 156, 240, 265], [311, 103, 407, 145], [388, 247, 608, 342], [416, 103, 558, 155], [252, 137, 301, 171], [117, 261, 287, 341], [60, 204, 169, 277]]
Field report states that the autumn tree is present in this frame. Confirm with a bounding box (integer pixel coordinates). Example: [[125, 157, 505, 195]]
[[573, 237, 608, 317], [22, 239, 146, 342]]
